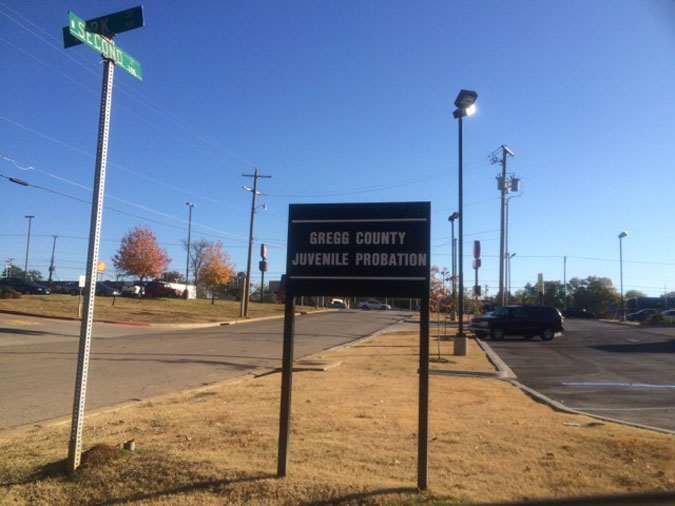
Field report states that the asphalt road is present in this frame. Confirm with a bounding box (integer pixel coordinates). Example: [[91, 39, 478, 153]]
[[486, 319, 675, 431], [0, 310, 406, 430]]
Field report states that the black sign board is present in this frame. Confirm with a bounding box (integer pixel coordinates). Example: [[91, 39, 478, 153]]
[[286, 202, 430, 297], [278, 201, 432, 490], [63, 6, 144, 48]]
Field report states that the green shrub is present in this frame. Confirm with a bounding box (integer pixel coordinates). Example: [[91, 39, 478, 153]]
[[644, 312, 675, 326], [0, 286, 22, 299]]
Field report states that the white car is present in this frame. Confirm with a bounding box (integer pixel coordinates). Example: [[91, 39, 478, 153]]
[[356, 300, 391, 310]]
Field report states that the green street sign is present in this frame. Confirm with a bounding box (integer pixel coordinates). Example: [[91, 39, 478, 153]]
[[63, 6, 144, 48], [68, 11, 143, 81]]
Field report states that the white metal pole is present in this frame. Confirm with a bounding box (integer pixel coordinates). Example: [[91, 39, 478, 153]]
[[68, 56, 114, 473]]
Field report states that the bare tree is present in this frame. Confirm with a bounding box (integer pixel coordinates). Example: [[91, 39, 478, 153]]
[[182, 238, 209, 286]]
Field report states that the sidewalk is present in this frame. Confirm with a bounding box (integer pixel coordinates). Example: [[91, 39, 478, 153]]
[[1, 326, 674, 505]]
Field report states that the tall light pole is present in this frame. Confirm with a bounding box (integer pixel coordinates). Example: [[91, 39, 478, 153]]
[[23, 215, 35, 278], [453, 89, 477, 356], [241, 168, 271, 317], [185, 202, 195, 298], [448, 212, 459, 320], [618, 231, 628, 321]]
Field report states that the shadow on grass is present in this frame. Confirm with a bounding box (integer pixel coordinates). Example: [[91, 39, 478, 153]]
[[98, 473, 276, 505], [1, 458, 68, 487], [299, 486, 419, 505]]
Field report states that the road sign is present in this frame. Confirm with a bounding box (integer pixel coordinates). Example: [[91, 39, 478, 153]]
[[286, 202, 431, 297], [63, 6, 144, 48], [473, 240, 481, 259], [67, 11, 143, 81], [97, 261, 106, 273], [279, 201, 432, 490], [261, 243, 268, 259]]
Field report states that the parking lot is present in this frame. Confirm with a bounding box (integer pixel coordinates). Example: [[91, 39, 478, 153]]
[[486, 319, 675, 431]]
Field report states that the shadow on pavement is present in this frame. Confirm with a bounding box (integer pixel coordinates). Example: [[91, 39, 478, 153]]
[[591, 340, 675, 354]]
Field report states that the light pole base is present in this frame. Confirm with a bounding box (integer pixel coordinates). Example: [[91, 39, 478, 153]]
[[453, 334, 468, 356]]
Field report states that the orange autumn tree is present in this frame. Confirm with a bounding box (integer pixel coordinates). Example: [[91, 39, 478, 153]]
[[112, 226, 170, 284], [199, 240, 235, 303]]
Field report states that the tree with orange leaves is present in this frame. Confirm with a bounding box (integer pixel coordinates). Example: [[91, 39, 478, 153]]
[[112, 226, 170, 284], [199, 241, 235, 303]]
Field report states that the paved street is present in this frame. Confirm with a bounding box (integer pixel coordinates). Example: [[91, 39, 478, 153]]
[[0, 310, 406, 430], [486, 319, 675, 431]]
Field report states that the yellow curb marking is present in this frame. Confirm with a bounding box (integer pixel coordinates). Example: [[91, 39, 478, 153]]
[[5, 319, 43, 326]]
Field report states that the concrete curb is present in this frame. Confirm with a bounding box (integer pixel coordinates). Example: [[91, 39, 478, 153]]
[[0, 309, 151, 326], [474, 337, 517, 379], [476, 337, 675, 436], [0, 308, 333, 328]]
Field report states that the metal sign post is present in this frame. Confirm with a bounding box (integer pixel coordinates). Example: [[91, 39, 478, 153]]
[[63, 7, 143, 473], [67, 55, 114, 473], [278, 202, 431, 489]]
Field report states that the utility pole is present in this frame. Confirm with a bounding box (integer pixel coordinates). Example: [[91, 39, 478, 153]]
[[48, 235, 58, 287], [185, 202, 195, 298], [24, 215, 35, 278], [563, 256, 567, 309], [241, 168, 271, 317], [491, 145, 514, 306]]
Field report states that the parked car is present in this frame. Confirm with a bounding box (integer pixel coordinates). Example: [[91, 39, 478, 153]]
[[662, 310, 675, 319], [0, 277, 51, 295], [121, 282, 142, 297], [51, 281, 80, 295], [626, 308, 660, 322], [325, 298, 347, 309], [470, 305, 564, 341], [562, 308, 596, 319], [356, 299, 391, 310], [143, 281, 182, 298], [96, 282, 120, 296]]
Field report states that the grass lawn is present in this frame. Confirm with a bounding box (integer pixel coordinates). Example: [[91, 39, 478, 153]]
[[0, 294, 322, 324], [1, 328, 673, 505]]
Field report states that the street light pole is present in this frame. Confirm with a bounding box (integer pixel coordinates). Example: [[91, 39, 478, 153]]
[[185, 202, 195, 298], [24, 215, 35, 278], [453, 89, 478, 356], [448, 212, 459, 321], [619, 231, 628, 321]]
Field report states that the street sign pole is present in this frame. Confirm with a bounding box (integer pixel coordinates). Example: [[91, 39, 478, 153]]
[[277, 294, 296, 477], [67, 56, 115, 473]]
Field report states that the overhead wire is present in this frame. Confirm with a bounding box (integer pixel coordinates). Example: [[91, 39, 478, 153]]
[[0, 2, 258, 170]]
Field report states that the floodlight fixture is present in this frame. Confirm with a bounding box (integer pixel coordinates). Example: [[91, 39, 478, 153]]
[[454, 89, 478, 110], [618, 231, 628, 239]]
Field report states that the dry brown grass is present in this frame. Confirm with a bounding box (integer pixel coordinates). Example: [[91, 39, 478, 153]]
[[0, 294, 321, 323], [1, 330, 673, 505]]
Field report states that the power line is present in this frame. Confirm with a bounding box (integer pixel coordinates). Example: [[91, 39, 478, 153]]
[[0, 2, 258, 171]]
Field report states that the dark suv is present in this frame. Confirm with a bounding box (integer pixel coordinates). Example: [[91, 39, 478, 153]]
[[470, 305, 564, 341], [0, 277, 51, 295]]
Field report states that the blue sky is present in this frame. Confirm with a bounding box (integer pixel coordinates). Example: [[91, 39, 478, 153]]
[[1, 0, 674, 297]]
